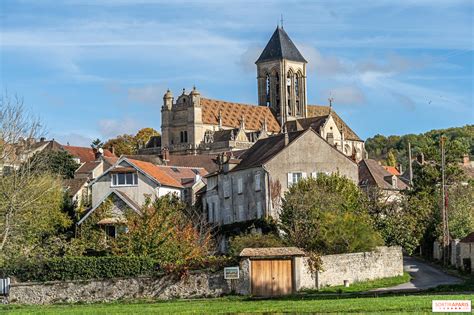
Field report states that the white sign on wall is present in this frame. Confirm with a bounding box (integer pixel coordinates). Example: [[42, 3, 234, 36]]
[[224, 267, 240, 280]]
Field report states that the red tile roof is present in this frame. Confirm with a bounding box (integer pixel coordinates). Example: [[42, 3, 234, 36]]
[[383, 166, 401, 176], [126, 158, 206, 188], [63, 145, 115, 163]]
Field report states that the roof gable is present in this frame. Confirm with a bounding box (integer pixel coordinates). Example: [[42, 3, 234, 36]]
[[256, 27, 307, 63], [359, 159, 408, 190], [307, 105, 362, 141]]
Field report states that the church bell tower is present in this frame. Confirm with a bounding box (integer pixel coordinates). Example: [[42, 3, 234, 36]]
[[256, 26, 308, 126]]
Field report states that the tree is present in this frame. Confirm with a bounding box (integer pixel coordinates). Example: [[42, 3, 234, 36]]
[[135, 127, 160, 148], [386, 150, 397, 167], [228, 233, 285, 257], [103, 134, 135, 156], [446, 183, 474, 240], [280, 174, 383, 255], [114, 195, 212, 266], [90, 138, 103, 150], [29, 150, 80, 179], [0, 93, 72, 265]]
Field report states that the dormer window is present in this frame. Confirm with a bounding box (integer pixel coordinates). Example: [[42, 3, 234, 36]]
[[111, 172, 138, 187]]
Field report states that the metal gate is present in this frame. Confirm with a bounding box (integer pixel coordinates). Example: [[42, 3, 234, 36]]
[[0, 278, 10, 296]]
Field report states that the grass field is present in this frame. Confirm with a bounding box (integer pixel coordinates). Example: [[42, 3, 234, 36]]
[[2, 294, 473, 314]]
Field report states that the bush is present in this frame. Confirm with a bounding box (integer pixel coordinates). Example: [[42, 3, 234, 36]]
[[4, 256, 160, 282], [228, 233, 285, 257]]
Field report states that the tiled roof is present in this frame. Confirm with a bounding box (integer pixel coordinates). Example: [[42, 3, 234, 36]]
[[63, 177, 88, 197], [231, 130, 307, 172], [167, 154, 221, 173], [460, 232, 474, 243], [127, 158, 183, 188], [126, 158, 207, 188], [240, 247, 306, 257], [359, 159, 408, 190], [285, 116, 328, 133], [75, 161, 101, 174], [201, 98, 280, 132], [63, 145, 115, 163], [307, 105, 362, 141], [383, 166, 401, 176], [256, 27, 307, 63]]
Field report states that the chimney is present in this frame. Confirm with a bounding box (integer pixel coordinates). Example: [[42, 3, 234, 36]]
[[162, 147, 170, 166], [40, 137, 46, 143], [398, 163, 403, 174], [463, 154, 470, 166], [111, 146, 115, 156]]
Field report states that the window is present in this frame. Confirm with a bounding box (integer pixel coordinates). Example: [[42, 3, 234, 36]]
[[287, 172, 303, 187], [266, 74, 271, 106], [256, 201, 262, 219], [223, 180, 231, 198], [237, 177, 243, 194], [310, 172, 317, 178], [238, 205, 245, 221], [180, 131, 188, 143], [255, 172, 261, 191], [111, 172, 138, 186], [104, 225, 116, 238]]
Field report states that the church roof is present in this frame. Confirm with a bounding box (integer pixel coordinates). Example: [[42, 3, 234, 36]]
[[307, 105, 362, 141], [256, 27, 307, 63], [201, 98, 280, 132]]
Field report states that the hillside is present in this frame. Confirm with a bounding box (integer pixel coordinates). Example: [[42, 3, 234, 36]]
[[365, 125, 474, 169]]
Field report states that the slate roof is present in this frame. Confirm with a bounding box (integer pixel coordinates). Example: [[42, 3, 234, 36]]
[[285, 116, 328, 133], [63, 177, 88, 197], [75, 161, 101, 175], [167, 154, 221, 173], [62, 145, 115, 163], [359, 159, 409, 190], [460, 232, 474, 243], [201, 98, 280, 132], [239, 247, 306, 257], [307, 105, 362, 141], [231, 130, 306, 172], [256, 27, 307, 63]]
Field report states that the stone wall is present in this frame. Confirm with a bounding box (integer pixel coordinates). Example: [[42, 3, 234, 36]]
[[8, 265, 250, 305], [298, 246, 403, 290]]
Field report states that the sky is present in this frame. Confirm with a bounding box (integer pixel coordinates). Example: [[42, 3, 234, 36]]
[[1, 0, 473, 146]]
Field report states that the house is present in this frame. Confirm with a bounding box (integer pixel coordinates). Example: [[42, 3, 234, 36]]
[[203, 128, 358, 250], [74, 156, 118, 180], [63, 177, 90, 209], [62, 145, 115, 164], [459, 232, 474, 273], [77, 157, 207, 237], [359, 159, 409, 202]]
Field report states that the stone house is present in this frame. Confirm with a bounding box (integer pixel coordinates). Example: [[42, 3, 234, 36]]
[[203, 128, 358, 250], [358, 158, 409, 202], [77, 157, 207, 237]]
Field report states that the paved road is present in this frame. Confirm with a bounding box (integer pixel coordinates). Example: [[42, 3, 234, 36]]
[[373, 256, 463, 292]]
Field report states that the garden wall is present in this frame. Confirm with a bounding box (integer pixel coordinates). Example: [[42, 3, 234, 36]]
[[8, 266, 249, 305], [298, 246, 403, 289]]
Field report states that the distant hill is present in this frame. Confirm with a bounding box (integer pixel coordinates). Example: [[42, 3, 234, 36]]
[[365, 125, 474, 169]]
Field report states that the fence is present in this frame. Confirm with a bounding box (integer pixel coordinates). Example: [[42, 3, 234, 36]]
[[0, 278, 10, 296]]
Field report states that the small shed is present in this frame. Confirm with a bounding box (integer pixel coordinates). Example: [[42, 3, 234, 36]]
[[459, 232, 474, 273], [239, 247, 306, 296]]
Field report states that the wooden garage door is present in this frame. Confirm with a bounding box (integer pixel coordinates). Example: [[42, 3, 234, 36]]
[[251, 259, 292, 296]]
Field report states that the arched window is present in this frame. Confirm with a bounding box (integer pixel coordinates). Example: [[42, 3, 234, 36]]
[[287, 72, 292, 116], [265, 74, 271, 106], [275, 73, 280, 113], [294, 74, 299, 97]]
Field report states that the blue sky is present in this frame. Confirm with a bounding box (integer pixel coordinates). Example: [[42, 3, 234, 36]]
[[1, 0, 473, 146]]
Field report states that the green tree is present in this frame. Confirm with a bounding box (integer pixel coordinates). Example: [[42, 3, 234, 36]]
[[29, 150, 80, 179], [446, 183, 474, 240], [386, 150, 397, 167], [91, 138, 103, 150], [103, 134, 135, 156], [228, 233, 285, 257], [135, 127, 160, 148], [280, 174, 383, 255]]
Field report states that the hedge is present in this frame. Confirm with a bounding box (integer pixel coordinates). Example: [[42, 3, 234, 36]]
[[4, 256, 160, 282]]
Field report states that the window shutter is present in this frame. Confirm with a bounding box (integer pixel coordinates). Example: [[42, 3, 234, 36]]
[[311, 172, 317, 178], [287, 173, 293, 187], [302, 172, 307, 178]]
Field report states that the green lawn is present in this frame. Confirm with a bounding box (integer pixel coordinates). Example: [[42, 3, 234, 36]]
[[303, 272, 412, 294], [2, 294, 473, 314]]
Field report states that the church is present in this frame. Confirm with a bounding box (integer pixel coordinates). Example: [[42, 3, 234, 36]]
[[156, 26, 366, 161]]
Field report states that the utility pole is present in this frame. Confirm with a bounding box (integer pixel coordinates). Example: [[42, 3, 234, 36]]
[[440, 135, 449, 266], [408, 142, 413, 186]]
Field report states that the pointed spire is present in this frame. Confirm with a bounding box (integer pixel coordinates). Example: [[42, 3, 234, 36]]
[[256, 27, 307, 63], [240, 115, 246, 130], [328, 97, 334, 115]]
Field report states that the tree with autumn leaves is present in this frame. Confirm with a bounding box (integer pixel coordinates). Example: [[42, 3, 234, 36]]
[[103, 127, 160, 156]]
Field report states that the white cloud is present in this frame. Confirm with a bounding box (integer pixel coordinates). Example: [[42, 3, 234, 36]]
[[127, 84, 166, 105], [323, 86, 366, 105], [98, 118, 140, 138], [52, 132, 93, 147]]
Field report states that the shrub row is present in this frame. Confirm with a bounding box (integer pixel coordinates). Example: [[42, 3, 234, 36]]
[[4, 256, 160, 282]]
